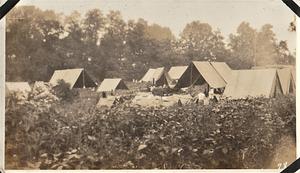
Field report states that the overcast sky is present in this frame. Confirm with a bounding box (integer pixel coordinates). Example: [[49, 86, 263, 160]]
[[17, 0, 296, 51]]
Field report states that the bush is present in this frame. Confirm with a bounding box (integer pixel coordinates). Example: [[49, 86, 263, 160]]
[[5, 95, 296, 169], [52, 80, 78, 102]]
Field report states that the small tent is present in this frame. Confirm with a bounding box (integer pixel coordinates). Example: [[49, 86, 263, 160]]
[[96, 96, 117, 108], [210, 62, 232, 83], [175, 61, 226, 89], [223, 69, 283, 99], [49, 68, 97, 89], [97, 78, 128, 94], [140, 67, 171, 87], [6, 82, 31, 99], [6, 82, 31, 94]]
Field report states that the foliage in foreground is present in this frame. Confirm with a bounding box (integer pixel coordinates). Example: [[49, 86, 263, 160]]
[[5, 92, 296, 169]]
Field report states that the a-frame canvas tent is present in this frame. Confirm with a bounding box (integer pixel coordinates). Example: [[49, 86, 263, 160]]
[[168, 66, 188, 81], [277, 68, 296, 95], [252, 65, 296, 94], [252, 65, 296, 84], [175, 61, 226, 89], [140, 68, 156, 82], [49, 68, 97, 89], [97, 78, 128, 93], [210, 62, 232, 83], [140, 67, 171, 86], [6, 82, 31, 96], [223, 69, 283, 99]]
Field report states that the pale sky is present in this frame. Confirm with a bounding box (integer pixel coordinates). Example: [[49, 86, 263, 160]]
[[17, 0, 296, 51]]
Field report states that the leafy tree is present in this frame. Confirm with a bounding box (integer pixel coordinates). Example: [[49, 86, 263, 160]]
[[178, 21, 228, 63], [228, 22, 295, 68], [255, 24, 278, 66], [99, 11, 128, 79], [82, 9, 105, 45], [6, 6, 295, 83], [144, 23, 175, 42], [228, 22, 257, 69], [124, 19, 179, 80], [81, 9, 106, 81], [6, 6, 63, 81], [275, 40, 295, 65]]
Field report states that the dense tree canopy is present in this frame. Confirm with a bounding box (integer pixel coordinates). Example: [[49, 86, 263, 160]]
[[6, 6, 295, 82], [178, 21, 228, 63]]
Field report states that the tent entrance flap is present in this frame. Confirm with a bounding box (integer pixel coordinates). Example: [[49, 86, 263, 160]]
[[175, 63, 212, 88], [116, 80, 128, 90], [73, 70, 97, 88]]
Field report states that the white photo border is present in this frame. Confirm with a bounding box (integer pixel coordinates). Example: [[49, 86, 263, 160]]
[[0, 1, 298, 172]]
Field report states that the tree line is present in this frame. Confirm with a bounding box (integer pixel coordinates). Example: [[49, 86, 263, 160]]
[[6, 6, 295, 82]]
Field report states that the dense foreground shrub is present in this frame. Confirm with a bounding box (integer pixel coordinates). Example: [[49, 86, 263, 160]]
[[5, 94, 296, 169]]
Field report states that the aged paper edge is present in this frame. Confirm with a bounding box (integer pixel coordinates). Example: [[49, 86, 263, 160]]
[[0, 1, 298, 173]]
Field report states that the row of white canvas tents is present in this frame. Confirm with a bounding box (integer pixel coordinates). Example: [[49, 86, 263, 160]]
[[139, 62, 232, 89], [141, 61, 295, 99], [6, 68, 129, 98], [6, 62, 296, 100], [49, 68, 129, 95]]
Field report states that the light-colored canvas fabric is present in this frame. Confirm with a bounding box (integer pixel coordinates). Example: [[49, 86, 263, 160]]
[[192, 61, 226, 88], [291, 67, 296, 84], [252, 65, 296, 83], [97, 78, 128, 92], [210, 62, 232, 83], [6, 82, 31, 93], [140, 67, 171, 86], [168, 66, 188, 80], [140, 69, 156, 82], [49, 68, 83, 88], [152, 67, 165, 81], [96, 96, 116, 108], [223, 69, 282, 99], [277, 68, 294, 95]]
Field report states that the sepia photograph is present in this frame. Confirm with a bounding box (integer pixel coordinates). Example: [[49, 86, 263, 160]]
[[2, 0, 297, 170]]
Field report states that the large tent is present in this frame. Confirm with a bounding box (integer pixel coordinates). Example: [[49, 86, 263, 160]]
[[252, 65, 296, 94], [175, 61, 226, 89], [223, 69, 283, 99], [140, 67, 171, 86], [6, 82, 31, 95], [49, 68, 97, 89], [168, 66, 188, 81], [97, 78, 128, 93], [140, 68, 156, 82], [252, 65, 296, 84], [210, 62, 232, 83]]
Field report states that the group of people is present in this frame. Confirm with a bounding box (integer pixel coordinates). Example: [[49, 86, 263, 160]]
[[196, 84, 222, 105]]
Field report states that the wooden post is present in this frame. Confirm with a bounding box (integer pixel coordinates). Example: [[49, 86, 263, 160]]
[[190, 64, 193, 87], [83, 70, 85, 88]]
